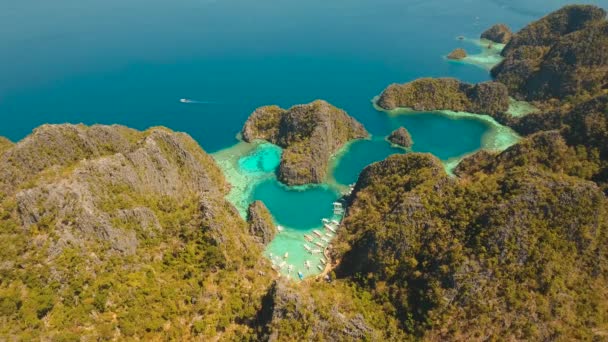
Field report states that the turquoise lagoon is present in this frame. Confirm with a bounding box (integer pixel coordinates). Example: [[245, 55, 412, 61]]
[[3, 0, 605, 279]]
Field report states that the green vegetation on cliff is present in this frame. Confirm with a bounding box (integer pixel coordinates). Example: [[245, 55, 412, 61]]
[[377, 78, 509, 116], [334, 153, 608, 340], [492, 5, 608, 102], [242, 100, 368, 185], [0, 124, 272, 340], [0, 137, 12, 156]]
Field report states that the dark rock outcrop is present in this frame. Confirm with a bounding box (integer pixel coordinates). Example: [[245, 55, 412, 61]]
[[481, 24, 513, 43], [387, 127, 413, 148], [447, 48, 467, 60], [247, 200, 275, 245], [242, 100, 368, 185], [377, 78, 510, 116], [491, 5, 608, 101]]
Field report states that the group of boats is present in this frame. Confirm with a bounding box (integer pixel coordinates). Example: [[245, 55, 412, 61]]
[[269, 200, 346, 280]]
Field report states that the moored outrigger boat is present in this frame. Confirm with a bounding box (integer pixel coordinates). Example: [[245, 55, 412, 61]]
[[324, 223, 336, 233]]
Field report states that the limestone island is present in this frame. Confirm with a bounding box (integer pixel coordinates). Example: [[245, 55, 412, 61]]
[[376, 77, 509, 116], [387, 127, 413, 148], [491, 5, 608, 102], [242, 100, 368, 186], [447, 48, 467, 60], [481, 24, 512, 44], [247, 200, 275, 245]]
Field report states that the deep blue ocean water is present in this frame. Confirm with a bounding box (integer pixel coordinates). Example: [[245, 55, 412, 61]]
[[3, 0, 606, 279], [2, 0, 606, 151]]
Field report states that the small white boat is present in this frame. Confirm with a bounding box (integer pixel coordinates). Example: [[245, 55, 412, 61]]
[[322, 218, 330, 224], [325, 233, 333, 238], [313, 230, 323, 237], [277, 225, 284, 232], [314, 241, 325, 248], [284, 252, 289, 259], [324, 223, 336, 233], [305, 260, 311, 269], [303, 244, 312, 252], [317, 264, 324, 271], [319, 258, 327, 265], [304, 234, 314, 242], [321, 237, 330, 243], [312, 248, 322, 254], [331, 220, 340, 225]]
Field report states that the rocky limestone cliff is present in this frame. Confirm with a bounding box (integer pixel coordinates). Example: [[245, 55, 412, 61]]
[[387, 127, 413, 148], [1, 125, 228, 255], [447, 48, 467, 60], [491, 5, 608, 101], [254, 280, 406, 341], [377, 78, 510, 116], [0, 124, 272, 339], [247, 200, 275, 245], [335, 152, 608, 340], [481, 24, 513, 43], [242, 100, 368, 185]]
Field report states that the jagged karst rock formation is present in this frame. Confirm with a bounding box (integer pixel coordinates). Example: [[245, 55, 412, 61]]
[[387, 127, 413, 148], [0, 124, 272, 339], [377, 78, 510, 116], [242, 100, 368, 185], [254, 280, 406, 341], [334, 152, 608, 340], [481, 23, 513, 43], [491, 5, 608, 101], [447, 48, 467, 60], [247, 200, 275, 245]]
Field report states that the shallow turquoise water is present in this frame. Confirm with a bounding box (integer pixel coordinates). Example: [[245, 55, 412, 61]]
[[333, 139, 405, 186], [252, 181, 340, 230]]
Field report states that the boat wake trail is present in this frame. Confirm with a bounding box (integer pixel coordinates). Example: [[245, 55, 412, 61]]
[[179, 98, 216, 104]]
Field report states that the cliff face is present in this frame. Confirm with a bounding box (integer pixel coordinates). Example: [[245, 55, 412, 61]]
[[247, 200, 275, 245], [491, 5, 608, 101], [335, 153, 608, 340], [481, 24, 513, 43], [377, 78, 510, 116], [0, 124, 272, 340], [242, 100, 368, 185], [254, 280, 406, 341]]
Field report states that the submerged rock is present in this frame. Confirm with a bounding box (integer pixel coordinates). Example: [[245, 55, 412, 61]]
[[492, 5, 608, 101], [481, 24, 513, 43], [247, 200, 275, 245], [242, 100, 368, 185], [377, 77, 509, 116], [447, 48, 467, 60], [387, 127, 413, 148]]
